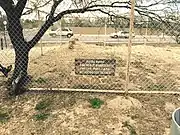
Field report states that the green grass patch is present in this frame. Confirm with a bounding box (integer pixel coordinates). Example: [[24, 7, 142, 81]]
[[35, 99, 52, 111], [147, 84, 166, 91], [0, 110, 10, 124], [89, 98, 104, 109], [72, 84, 100, 89], [34, 77, 47, 84], [33, 113, 50, 121]]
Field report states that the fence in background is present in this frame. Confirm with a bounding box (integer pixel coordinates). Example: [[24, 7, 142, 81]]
[[0, 0, 180, 93]]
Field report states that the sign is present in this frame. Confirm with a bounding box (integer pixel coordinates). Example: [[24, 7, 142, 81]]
[[75, 59, 116, 75]]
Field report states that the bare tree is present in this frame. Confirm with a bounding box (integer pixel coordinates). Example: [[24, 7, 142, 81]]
[[0, 0, 178, 95]]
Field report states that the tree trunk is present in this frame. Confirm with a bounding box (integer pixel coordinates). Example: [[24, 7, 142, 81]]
[[6, 16, 30, 95], [1, 2, 54, 95], [7, 44, 30, 95], [13, 48, 29, 82]]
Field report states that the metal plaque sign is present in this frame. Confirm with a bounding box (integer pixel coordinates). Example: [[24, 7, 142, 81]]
[[75, 59, 116, 75]]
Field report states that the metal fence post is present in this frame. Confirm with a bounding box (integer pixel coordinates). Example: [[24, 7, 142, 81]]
[[60, 19, 62, 46], [125, 0, 135, 94], [38, 11, 43, 56], [144, 17, 148, 46], [1, 38, 3, 50], [3, 21, 7, 49], [104, 19, 107, 46]]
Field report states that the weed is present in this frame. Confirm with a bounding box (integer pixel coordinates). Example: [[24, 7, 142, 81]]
[[119, 72, 126, 80], [122, 121, 137, 135], [0, 111, 10, 124], [35, 99, 51, 111], [33, 113, 50, 121], [72, 84, 99, 89], [72, 84, 115, 90], [89, 98, 104, 109], [116, 57, 126, 67], [131, 60, 144, 68], [147, 84, 166, 91], [35, 77, 47, 84], [145, 68, 156, 74]]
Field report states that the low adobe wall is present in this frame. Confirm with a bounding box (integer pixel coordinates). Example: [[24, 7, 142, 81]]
[[70, 27, 161, 35]]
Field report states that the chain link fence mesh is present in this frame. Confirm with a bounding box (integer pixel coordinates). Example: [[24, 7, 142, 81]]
[[0, 0, 180, 92]]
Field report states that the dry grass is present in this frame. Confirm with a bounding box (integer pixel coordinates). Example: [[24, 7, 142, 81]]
[[28, 42, 180, 91], [1, 42, 180, 134], [0, 89, 178, 135]]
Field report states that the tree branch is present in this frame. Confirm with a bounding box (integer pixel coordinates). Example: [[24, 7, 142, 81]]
[[23, 8, 50, 16], [22, 8, 33, 15], [111, 1, 130, 6], [48, 0, 64, 19], [54, 4, 130, 22], [28, 2, 131, 48], [134, 7, 165, 23], [36, 0, 52, 9], [28, 18, 54, 49], [0, 0, 15, 15], [15, 0, 28, 18], [136, 0, 162, 8], [28, 0, 178, 50], [22, 0, 52, 16]]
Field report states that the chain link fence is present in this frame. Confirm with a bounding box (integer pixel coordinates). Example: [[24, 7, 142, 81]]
[[0, 0, 180, 93]]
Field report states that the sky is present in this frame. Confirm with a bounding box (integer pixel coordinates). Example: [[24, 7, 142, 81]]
[[22, 0, 132, 20], [0, 0, 180, 20]]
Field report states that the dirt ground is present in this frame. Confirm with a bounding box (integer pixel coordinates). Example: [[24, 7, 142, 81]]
[[27, 42, 180, 91], [0, 44, 60, 65], [1, 42, 180, 135], [0, 88, 179, 135]]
